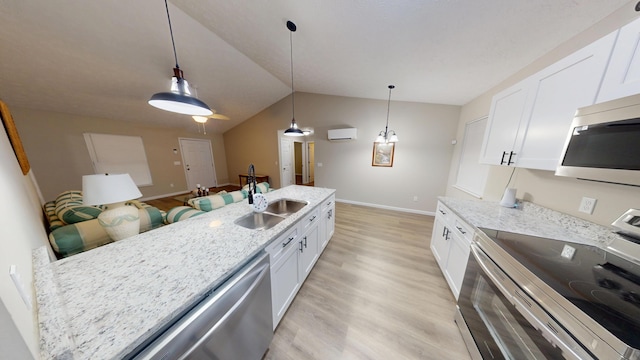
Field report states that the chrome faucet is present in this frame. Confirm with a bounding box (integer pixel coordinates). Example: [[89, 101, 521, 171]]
[[247, 163, 257, 204]]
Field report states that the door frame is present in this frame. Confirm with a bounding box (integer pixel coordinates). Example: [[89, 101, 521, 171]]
[[178, 137, 217, 190]]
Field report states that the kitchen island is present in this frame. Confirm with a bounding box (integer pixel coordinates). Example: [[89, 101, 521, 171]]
[[33, 185, 335, 360]]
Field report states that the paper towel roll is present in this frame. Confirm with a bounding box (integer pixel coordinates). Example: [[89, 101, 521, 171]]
[[500, 188, 517, 208]]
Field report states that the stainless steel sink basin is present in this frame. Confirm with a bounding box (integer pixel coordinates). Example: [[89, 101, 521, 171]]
[[235, 199, 308, 230], [265, 199, 307, 216], [234, 212, 285, 230]]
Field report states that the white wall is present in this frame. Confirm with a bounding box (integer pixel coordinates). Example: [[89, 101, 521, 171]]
[[0, 121, 50, 358], [446, 1, 640, 227], [309, 95, 460, 213], [224, 92, 461, 214]]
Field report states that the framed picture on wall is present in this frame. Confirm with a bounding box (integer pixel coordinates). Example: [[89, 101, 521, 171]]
[[372, 142, 395, 167], [0, 100, 30, 175]]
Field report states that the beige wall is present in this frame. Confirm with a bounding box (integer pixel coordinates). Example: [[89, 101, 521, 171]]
[[12, 107, 229, 201], [224, 92, 461, 213], [0, 119, 49, 358], [446, 2, 640, 227]]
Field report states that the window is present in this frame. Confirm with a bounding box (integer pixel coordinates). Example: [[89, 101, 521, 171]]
[[84, 133, 152, 186], [454, 117, 489, 198]]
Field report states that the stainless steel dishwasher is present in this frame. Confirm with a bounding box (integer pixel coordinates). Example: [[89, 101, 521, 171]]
[[129, 252, 273, 360]]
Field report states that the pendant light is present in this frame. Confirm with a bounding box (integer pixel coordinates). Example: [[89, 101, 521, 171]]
[[375, 85, 399, 143], [148, 0, 213, 116], [284, 20, 305, 137]]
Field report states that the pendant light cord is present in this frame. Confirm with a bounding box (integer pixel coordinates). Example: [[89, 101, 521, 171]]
[[385, 86, 392, 136], [290, 26, 295, 120], [164, 0, 180, 69]]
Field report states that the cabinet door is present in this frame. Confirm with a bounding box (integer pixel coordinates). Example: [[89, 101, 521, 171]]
[[271, 242, 301, 330], [320, 204, 335, 253], [598, 17, 640, 103], [445, 233, 471, 300], [479, 80, 532, 166], [517, 32, 617, 170], [298, 224, 320, 282], [430, 215, 450, 272]]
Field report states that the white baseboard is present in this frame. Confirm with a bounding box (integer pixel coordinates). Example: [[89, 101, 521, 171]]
[[335, 198, 435, 216]]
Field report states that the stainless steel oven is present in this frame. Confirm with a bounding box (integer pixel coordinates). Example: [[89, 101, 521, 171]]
[[456, 241, 592, 359], [456, 228, 640, 360]]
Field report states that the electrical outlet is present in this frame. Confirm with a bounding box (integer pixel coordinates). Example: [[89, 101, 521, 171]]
[[561, 244, 576, 260], [413, 195, 418, 202], [579, 197, 597, 214]]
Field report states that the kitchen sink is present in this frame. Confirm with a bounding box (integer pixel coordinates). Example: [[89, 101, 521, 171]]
[[235, 199, 308, 230], [264, 199, 307, 216], [234, 212, 285, 230]]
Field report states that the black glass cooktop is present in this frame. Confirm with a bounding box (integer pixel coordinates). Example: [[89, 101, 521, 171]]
[[479, 228, 640, 349]]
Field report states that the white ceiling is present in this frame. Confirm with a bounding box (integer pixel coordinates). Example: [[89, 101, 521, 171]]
[[0, 0, 633, 134]]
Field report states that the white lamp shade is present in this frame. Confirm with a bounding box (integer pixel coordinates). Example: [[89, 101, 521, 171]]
[[83, 173, 142, 206]]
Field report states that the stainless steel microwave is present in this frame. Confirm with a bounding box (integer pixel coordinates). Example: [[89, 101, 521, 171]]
[[555, 93, 640, 187]]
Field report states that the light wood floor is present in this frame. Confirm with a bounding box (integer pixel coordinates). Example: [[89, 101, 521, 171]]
[[265, 202, 472, 360]]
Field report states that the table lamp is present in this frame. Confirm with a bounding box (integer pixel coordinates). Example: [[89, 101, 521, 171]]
[[83, 173, 143, 241]]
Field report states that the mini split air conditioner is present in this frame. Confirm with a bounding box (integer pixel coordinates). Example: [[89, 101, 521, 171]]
[[327, 128, 357, 141]]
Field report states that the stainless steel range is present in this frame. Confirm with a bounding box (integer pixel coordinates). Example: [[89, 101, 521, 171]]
[[455, 226, 640, 359]]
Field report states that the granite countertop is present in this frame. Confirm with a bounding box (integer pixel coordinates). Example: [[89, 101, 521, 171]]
[[33, 185, 335, 360], [438, 196, 623, 248]]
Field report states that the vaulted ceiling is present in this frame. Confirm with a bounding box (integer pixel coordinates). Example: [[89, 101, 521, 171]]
[[0, 0, 632, 134]]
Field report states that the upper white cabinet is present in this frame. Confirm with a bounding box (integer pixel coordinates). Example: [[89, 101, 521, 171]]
[[517, 32, 617, 170], [479, 80, 532, 166], [480, 31, 617, 170], [598, 17, 640, 103]]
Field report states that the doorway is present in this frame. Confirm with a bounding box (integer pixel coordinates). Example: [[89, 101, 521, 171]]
[[179, 138, 217, 191], [278, 132, 314, 187]]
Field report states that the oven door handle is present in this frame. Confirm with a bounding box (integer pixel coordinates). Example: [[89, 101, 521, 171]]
[[511, 290, 589, 360], [470, 243, 514, 302]]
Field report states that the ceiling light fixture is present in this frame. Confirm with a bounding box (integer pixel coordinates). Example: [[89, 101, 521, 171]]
[[192, 113, 231, 135], [284, 20, 304, 137], [375, 85, 399, 143], [148, 0, 213, 116]]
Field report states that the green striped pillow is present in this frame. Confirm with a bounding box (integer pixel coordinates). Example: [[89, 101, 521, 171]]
[[44, 201, 64, 231], [54, 190, 103, 225], [241, 182, 270, 195], [166, 206, 206, 223], [188, 190, 247, 211]]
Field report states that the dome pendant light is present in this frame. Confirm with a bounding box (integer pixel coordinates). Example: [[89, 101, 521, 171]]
[[284, 20, 305, 137], [375, 85, 399, 143], [148, 0, 213, 116]]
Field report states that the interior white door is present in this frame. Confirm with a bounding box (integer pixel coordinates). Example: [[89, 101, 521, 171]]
[[280, 138, 294, 187], [179, 138, 217, 191]]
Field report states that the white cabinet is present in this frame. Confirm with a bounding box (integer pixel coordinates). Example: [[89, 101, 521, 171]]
[[598, 17, 640, 103], [267, 198, 329, 330], [320, 195, 335, 253], [480, 31, 617, 170], [479, 80, 532, 166], [517, 31, 617, 170], [430, 201, 473, 300], [298, 208, 320, 282], [266, 226, 300, 329]]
